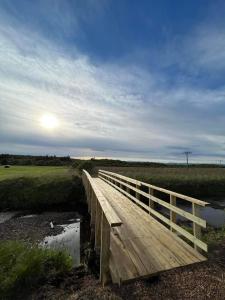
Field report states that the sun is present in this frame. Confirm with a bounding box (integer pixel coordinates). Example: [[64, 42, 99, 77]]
[[40, 114, 59, 129]]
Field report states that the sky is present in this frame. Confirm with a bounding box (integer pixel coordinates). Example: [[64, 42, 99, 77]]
[[1, 0, 225, 163]]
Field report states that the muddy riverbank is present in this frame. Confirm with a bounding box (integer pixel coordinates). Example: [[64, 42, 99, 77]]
[[0, 211, 90, 258], [32, 242, 225, 300], [1, 211, 225, 299]]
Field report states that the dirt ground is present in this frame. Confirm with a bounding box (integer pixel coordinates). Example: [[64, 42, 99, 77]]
[[31, 252, 225, 300], [1, 212, 225, 300]]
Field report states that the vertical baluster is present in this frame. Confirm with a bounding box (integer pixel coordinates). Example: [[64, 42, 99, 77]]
[[136, 182, 140, 200], [149, 188, 154, 214], [170, 195, 176, 232], [126, 181, 130, 194], [192, 203, 201, 252]]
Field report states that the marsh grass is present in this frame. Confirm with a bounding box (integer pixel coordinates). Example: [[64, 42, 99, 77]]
[[101, 167, 225, 197], [202, 226, 225, 247], [0, 241, 72, 298], [0, 166, 84, 210]]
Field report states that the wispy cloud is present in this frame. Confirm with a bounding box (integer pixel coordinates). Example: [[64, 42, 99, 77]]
[[1, 1, 225, 162]]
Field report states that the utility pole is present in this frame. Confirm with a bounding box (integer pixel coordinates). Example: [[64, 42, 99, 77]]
[[184, 151, 192, 167]]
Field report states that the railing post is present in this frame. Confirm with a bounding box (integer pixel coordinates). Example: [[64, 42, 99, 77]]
[[126, 181, 130, 194], [192, 203, 201, 252], [100, 212, 111, 286], [170, 195, 176, 232], [148, 188, 154, 214], [95, 201, 101, 251], [136, 182, 140, 200]]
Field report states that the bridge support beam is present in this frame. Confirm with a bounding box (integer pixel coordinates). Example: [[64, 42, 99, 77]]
[[100, 213, 111, 286], [95, 201, 101, 251]]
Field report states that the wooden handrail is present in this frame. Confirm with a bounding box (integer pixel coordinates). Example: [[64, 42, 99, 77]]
[[83, 170, 122, 227], [82, 170, 122, 286], [99, 169, 208, 207], [98, 169, 208, 253]]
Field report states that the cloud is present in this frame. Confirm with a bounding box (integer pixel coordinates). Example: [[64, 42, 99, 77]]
[[0, 1, 225, 162]]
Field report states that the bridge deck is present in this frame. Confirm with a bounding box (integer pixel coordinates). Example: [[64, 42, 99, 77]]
[[94, 178, 206, 283]]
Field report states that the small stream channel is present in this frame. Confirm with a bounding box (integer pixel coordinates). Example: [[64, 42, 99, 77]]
[[0, 212, 82, 267], [159, 198, 225, 228], [41, 220, 81, 267], [1, 197, 225, 266]]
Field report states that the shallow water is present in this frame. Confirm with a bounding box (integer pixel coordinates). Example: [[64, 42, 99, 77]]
[[200, 206, 225, 228], [41, 221, 80, 267], [179, 206, 225, 228], [160, 203, 225, 228]]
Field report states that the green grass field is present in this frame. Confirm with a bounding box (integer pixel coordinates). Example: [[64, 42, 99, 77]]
[[100, 167, 225, 198], [0, 166, 71, 181]]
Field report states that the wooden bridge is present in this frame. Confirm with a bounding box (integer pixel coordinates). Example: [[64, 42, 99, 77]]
[[82, 169, 208, 285]]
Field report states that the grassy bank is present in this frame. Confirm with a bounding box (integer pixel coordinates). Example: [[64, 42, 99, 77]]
[[0, 166, 70, 181], [100, 166, 225, 198], [0, 166, 84, 210], [0, 240, 72, 298], [203, 226, 225, 247]]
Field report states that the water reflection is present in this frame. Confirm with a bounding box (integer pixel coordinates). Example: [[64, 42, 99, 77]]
[[161, 203, 225, 228], [41, 221, 80, 267]]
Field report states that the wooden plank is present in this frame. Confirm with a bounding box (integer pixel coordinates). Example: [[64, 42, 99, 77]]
[[101, 177, 205, 262], [83, 170, 122, 227], [170, 195, 176, 232], [95, 201, 101, 250], [99, 170, 141, 186], [100, 212, 111, 286], [100, 177, 206, 260], [90, 190, 96, 226], [136, 183, 140, 200], [99, 176, 207, 252], [95, 178, 206, 282], [99, 173, 206, 228], [192, 203, 202, 252], [149, 187, 154, 214], [99, 170, 208, 207]]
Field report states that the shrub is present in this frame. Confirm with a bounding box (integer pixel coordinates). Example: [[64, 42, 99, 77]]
[[0, 241, 72, 298], [76, 161, 94, 175]]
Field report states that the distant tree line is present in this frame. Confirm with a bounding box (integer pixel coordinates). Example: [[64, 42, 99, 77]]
[[0, 154, 72, 166], [0, 154, 223, 168]]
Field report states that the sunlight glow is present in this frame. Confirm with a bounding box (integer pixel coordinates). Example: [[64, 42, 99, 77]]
[[40, 114, 59, 129]]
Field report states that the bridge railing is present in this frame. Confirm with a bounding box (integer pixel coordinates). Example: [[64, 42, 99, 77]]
[[82, 170, 122, 285], [98, 169, 208, 253]]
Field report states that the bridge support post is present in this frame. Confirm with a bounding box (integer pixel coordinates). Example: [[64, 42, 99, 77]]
[[100, 213, 111, 286], [170, 195, 176, 232], [90, 191, 96, 244], [87, 181, 90, 213], [192, 203, 201, 252]]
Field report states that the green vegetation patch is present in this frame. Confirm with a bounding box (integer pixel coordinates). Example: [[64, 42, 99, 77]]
[[0, 166, 70, 181], [0, 240, 72, 298], [102, 167, 225, 198], [203, 226, 225, 247], [0, 166, 84, 210]]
